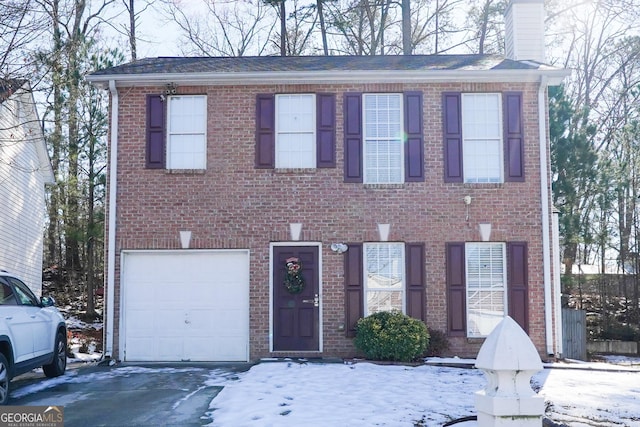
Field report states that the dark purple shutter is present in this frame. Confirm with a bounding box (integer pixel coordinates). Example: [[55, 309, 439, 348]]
[[404, 92, 424, 182], [255, 94, 275, 168], [446, 242, 466, 336], [405, 243, 426, 321], [317, 93, 336, 168], [344, 243, 363, 337], [442, 92, 463, 183], [343, 93, 363, 182], [507, 242, 529, 332], [146, 94, 165, 169], [504, 92, 525, 182]]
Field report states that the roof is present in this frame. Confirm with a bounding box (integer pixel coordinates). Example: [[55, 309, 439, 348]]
[[0, 79, 26, 103], [87, 55, 569, 87]]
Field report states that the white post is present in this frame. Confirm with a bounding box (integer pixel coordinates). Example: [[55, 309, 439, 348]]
[[475, 316, 544, 426]]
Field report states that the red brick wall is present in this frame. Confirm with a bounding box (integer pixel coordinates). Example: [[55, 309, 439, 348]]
[[107, 81, 554, 360]]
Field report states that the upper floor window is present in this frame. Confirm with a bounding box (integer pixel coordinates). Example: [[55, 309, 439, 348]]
[[443, 91, 524, 184], [364, 242, 405, 315], [344, 92, 424, 184], [465, 242, 506, 337], [255, 93, 336, 169], [276, 94, 316, 168], [462, 93, 503, 183], [167, 95, 207, 170], [363, 94, 404, 184]]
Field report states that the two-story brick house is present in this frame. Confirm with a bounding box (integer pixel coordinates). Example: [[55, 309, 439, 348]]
[[88, 0, 568, 362]]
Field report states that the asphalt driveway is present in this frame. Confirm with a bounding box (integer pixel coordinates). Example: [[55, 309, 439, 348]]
[[8, 362, 252, 426]]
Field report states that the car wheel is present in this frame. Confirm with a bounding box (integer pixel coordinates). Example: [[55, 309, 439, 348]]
[[43, 331, 67, 378], [0, 353, 10, 405]]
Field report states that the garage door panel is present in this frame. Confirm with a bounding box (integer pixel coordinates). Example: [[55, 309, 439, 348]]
[[125, 337, 156, 361], [122, 251, 249, 362], [158, 337, 183, 360]]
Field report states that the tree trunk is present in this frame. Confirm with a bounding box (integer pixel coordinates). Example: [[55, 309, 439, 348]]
[[280, 1, 286, 56], [402, 0, 411, 55], [129, 0, 137, 60], [317, 0, 328, 55]]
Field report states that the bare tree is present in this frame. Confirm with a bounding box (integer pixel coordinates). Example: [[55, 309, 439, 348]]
[[462, 0, 507, 55], [0, 1, 49, 78], [161, 0, 276, 56]]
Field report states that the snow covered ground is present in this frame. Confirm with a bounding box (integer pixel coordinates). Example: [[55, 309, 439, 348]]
[[206, 357, 640, 427], [13, 354, 640, 426]]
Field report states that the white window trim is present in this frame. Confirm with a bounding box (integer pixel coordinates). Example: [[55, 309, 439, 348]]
[[465, 242, 507, 338], [167, 94, 207, 170], [363, 242, 406, 316], [461, 93, 504, 184], [275, 94, 316, 169], [362, 93, 405, 184]]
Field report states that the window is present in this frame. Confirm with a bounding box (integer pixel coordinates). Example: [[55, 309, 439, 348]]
[[167, 95, 207, 169], [364, 243, 405, 315], [363, 94, 404, 184], [466, 242, 506, 337], [8, 277, 39, 306], [276, 94, 316, 168], [443, 92, 524, 183], [0, 283, 16, 305], [462, 93, 503, 183]]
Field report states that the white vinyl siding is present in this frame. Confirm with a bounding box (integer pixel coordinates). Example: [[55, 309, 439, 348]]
[[466, 242, 507, 337], [276, 94, 316, 168], [364, 243, 405, 315], [363, 94, 403, 184], [462, 93, 503, 183], [0, 90, 48, 295], [167, 95, 207, 170]]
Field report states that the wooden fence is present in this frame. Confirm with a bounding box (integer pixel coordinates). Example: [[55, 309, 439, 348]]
[[562, 308, 587, 360]]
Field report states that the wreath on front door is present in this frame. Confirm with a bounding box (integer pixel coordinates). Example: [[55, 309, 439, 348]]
[[284, 257, 305, 294]]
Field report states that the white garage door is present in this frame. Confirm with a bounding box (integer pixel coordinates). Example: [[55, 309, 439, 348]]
[[121, 250, 249, 362]]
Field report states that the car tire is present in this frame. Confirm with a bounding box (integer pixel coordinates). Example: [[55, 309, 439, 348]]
[[42, 331, 67, 378], [0, 353, 10, 405]]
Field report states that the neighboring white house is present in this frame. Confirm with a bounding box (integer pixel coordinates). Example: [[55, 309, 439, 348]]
[[0, 79, 54, 295]]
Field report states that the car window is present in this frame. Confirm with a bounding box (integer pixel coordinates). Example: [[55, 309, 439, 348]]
[[7, 277, 40, 306], [0, 283, 17, 305]]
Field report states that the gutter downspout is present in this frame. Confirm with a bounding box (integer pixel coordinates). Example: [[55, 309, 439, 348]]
[[552, 208, 563, 356], [105, 80, 118, 359], [538, 75, 554, 356]]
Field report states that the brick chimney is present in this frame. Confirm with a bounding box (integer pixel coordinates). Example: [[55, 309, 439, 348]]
[[504, 0, 545, 62]]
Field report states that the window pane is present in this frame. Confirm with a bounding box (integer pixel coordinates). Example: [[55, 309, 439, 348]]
[[276, 94, 316, 168], [364, 243, 404, 316], [367, 291, 403, 314], [169, 134, 206, 169], [363, 94, 403, 184], [466, 243, 505, 337], [276, 133, 315, 168], [462, 94, 502, 183], [277, 95, 315, 132], [169, 96, 206, 133]]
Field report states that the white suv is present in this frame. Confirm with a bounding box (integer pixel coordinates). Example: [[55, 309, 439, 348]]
[[0, 271, 67, 404]]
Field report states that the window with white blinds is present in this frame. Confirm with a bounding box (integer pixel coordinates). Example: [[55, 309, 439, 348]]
[[167, 95, 207, 169], [466, 242, 506, 337], [364, 243, 405, 315], [363, 94, 403, 184], [462, 93, 503, 183], [276, 94, 316, 168]]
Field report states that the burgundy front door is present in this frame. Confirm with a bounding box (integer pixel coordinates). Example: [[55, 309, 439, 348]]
[[273, 246, 320, 351]]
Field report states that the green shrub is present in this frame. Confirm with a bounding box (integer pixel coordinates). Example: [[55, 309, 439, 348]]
[[424, 329, 449, 357], [354, 310, 429, 362]]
